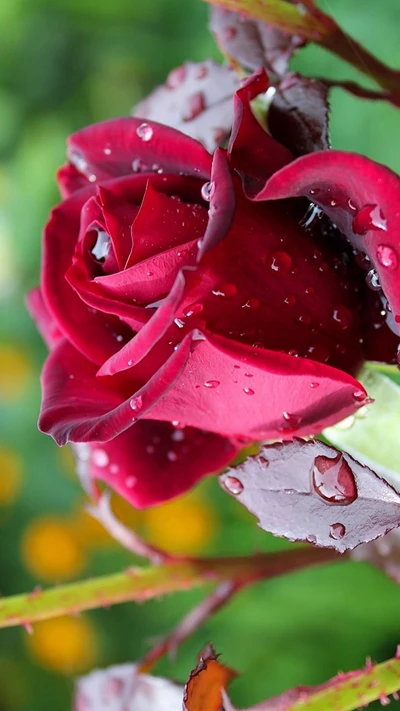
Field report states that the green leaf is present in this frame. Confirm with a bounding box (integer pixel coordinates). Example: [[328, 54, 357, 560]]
[[324, 367, 400, 489]]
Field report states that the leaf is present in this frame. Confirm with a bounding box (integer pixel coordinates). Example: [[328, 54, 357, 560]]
[[133, 60, 240, 152], [183, 644, 237, 711], [209, 6, 305, 77], [222, 649, 400, 710], [74, 663, 183, 711], [219, 438, 400, 553], [324, 368, 400, 492], [268, 73, 330, 155]]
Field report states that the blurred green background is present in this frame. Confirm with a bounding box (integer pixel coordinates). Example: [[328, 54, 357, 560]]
[[0, 0, 400, 708]]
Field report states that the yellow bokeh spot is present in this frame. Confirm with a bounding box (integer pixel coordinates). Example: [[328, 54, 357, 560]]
[[0, 447, 23, 505], [26, 616, 97, 675], [71, 503, 116, 549], [0, 344, 32, 402], [21, 516, 86, 582], [143, 492, 216, 554]]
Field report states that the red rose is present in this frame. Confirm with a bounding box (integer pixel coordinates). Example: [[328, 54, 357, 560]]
[[28, 69, 400, 508]]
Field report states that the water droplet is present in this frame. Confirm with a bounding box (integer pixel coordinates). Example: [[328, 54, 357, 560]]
[[223, 475, 244, 495], [288, 349, 299, 357], [212, 283, 237, 298], [312, 453, 357, 505], [310, 382, 320, 388], [204, 380, 220, 388], [132, 157, 149, 173], [183, 92, 206, 121], [91, 230, 110, 262], [174, 318, 185, 328], [310, 188, 320, 196], [284, 488, 295, 494], [201, 181, 215, 201], [167, 450, 178, 461], [171, 429, 185, 442], [244, 372, 254, 378], [331, 305, 353, 330], [243, 387, 254, 395], [366, 269, 381, 291], [136, 123, 153, 142], [353, 389, 366, 402], [103, 147, 112, 155], [329, 198, 339, 207], [130, 395, 143, 411], [110, 464, 119, 474], [307, 534, 317, 545], [347, 198, 357, 211], [297, 313, 312, 325], [125, 476, 137, 488], [92, 449, 109, 467], [329, 522, 346, 540], [166, 65, 187, 89], [307, 344, 330, 363], [267, 251, 293, 273], [184, 302, 204, 318], [242, 298, 260, 309], [301, 203, 323, 229], [284, 295, 296, 307], [352, 204, 387, 235], [282, 412, 302, 429], [127, 359, 133, 367], [376, 244, 398, 270]]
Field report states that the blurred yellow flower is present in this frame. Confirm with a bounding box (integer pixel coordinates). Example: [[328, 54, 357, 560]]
[[0, 344, 32, 401], [143, 492, 216, 554], [26, 616, 97, 674], [0, 447, 23, 505], [21, 516, 86, 582]]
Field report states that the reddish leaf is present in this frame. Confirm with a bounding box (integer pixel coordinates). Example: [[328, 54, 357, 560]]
[[219, 439, 400, 553], [183, 644, 237, 711], [268, 73, 330, 156], [133, 60, 240, 152], [74, 662, 183, 710], [210, 6, 305, 77], [351, 528, 400, 585]]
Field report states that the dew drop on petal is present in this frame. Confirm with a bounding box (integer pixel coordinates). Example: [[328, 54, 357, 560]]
[[201, 181, 215, 201], [282, 412, 302, 429], [243, 387, 255, 395], [310, 382, 320, 389], [376, 244, 398, 270], [184, 302, 204, 318], [125, 476, 137, 488], [352, 204, 387, 235], [266, 250, 293, 273], [329, 522, 346, 540], [136, 123, 153, 142], [167, 450, 178, 462], [212, 283, 237, 298], [92, 449, 109, 467], [204, 380, 220, 388], [307, 344, 330, 363], [331, 305, 353, 330], [223, 475, 244, 495], [353, 389, 366, 402], [242, 298, 260, 309], [366, 269, 381, 291], [129, 395, 143, 411], [312, 453, 357, 505], [284, 294, 296, 307], [347, 198, 357, 211]]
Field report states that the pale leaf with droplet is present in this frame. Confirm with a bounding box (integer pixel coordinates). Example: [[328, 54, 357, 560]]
[[220, 438, 400, 552]]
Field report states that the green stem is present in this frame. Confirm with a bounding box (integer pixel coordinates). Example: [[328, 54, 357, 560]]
[[0, 547, 338, 629], [205, 0, 400, 98]]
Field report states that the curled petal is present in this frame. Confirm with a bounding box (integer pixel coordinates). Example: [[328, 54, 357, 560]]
[[197, 148, 235, 260]]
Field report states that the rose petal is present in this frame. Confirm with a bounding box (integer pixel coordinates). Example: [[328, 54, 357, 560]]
[[91, 421, 238, 508], [57, 164, 89, 199], [67, 117, 212, 185], [228, 69, 292, 191], [197, 148, 235, 259], [39, 335, 193, 445], [149, 331, 367, 440], [26, 287, 63, 349], [255, 150, 400, 328]]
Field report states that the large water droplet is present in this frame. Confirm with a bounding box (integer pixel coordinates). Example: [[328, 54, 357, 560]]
[[312, 453, 357, 505], [329, 522, 346, 540], [352, 204, 387, 235], [376, 244, 398, 270], [267, 251, 293, 273], [129, 395, 143, 411], [204, 380, 220, 388], [366, 269, 381, 291], [136, 123, 153, 142], [282, 412, 302, 429], [183, 92, 205, 121], [91, 231, 110, 262], [212, 283, 237, 298], [201, 181, 215, 201], [223, 475, 244, 495]]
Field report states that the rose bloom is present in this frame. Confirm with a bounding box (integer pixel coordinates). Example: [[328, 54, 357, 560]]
[[28, 69, 400, 508]]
